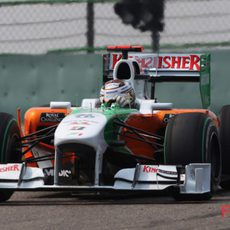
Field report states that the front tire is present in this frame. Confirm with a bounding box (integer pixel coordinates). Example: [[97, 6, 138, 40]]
[[219, 105, 230, 189], [0, 113, 21, 202], [164, 113, 221, 200]]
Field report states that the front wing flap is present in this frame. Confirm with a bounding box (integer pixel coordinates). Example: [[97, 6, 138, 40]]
[[0, 163, 211, 194]]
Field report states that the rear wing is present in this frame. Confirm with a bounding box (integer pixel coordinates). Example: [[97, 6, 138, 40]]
[[103, 49, 211, 109]]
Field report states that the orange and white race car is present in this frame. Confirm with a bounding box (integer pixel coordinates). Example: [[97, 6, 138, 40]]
[[0, 46, 223, 202]]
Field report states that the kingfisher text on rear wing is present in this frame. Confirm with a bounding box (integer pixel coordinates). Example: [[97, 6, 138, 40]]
[[108, 53, 201, 72]]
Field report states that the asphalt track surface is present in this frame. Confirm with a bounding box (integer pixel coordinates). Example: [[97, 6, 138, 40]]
[[0, 189, 230, 230]]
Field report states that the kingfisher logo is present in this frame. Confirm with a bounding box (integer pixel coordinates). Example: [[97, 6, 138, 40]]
[[111, 53, 201, 71], [0, 164, 20, 172], [143, 165, 158, 173]]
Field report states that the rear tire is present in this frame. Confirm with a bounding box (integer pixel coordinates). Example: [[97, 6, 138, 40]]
[[164, 113, 221, 200], [0, 113, 21, 202], [219, 105, 230, 189]]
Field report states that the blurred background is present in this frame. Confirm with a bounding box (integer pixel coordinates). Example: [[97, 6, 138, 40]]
[[0, 0, 230, 115], [0, 0, 229, 54]]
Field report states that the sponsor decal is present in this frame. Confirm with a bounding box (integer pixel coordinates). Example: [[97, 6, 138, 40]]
[[75, 114, 95, 119], [158, 169, 177, 175], [40, 113, 65, 123], [67, 132, 83, 137], [71, 121, 91, 126], [59, 170, 71, 178], [70, 126, 85, 131], [111, 53, 201, 71], [143, 165, 158, 173], [43, 169, 72, 178], [163, 114, 175, 123], [63, 120, 98, 125], [43, 168, 54, 177], [0, 164, 20, 172], [156, 55, 200, 71], [70, 120, 99, 127], [71, 121, 90, 125]]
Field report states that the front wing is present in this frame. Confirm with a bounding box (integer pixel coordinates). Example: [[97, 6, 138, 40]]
[[0, 163, 211, 195]]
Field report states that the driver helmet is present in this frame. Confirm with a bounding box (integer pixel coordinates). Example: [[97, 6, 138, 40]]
[[100, 79, 135, 107]]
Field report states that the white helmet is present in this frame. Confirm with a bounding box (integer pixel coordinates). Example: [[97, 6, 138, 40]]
[[100, 79, 135, 107]]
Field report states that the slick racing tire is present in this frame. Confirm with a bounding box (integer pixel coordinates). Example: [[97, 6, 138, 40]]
[[219, 105, 230, 189], [0, 113, 21, 202], [164, 113, 221, 200]]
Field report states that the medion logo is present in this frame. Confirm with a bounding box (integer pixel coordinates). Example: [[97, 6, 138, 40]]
[[43, 168, 54, 177], [59, 170, 71, 178], [40, 113, 65, 123], [43, 169, 71, 178]]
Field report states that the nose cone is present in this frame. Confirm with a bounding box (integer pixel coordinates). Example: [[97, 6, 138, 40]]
[[54, 112, 108, 149]]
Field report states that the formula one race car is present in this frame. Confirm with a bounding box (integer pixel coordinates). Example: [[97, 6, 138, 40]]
[[0, 46, 222, 202]]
